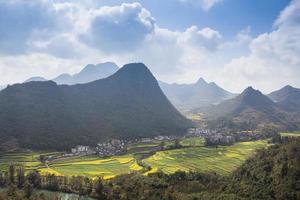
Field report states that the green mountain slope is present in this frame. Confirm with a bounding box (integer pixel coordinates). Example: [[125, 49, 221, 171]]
[[268, 85, 300, 112], [203, 87, 294, 129], [0, 63, 191, 150]]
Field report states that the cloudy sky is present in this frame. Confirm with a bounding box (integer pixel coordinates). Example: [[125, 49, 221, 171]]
[[0, 0, 299, 93]]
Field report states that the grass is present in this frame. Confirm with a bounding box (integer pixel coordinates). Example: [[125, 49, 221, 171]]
[[280, 131, 300, 137], [143, 140, 269, 175]]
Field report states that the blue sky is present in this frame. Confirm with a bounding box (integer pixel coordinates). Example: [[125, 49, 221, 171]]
[[0, 0, 299, 93], [76, 0, 290, 38]]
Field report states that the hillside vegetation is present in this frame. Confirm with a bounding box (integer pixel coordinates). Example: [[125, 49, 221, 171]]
[[0, 63, 191, 150]]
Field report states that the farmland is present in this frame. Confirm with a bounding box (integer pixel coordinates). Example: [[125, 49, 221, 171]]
[[143, 140, 269, 175], [0, 138, 268, 179], [280, 131, 300, 137], [0, 153, 142, 179]]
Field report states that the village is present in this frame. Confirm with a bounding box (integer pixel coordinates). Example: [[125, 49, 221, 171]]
[[187, 127, 279, 146], [65, 135, 178, 158], [61, 127, 279, 159]]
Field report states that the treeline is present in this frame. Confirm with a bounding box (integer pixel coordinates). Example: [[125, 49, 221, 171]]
[[1, 137, 300, 200], [0, 166, 105, 200]]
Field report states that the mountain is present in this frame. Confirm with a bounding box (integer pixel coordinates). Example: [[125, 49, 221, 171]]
[[159, 78, 235, 110], [0, 85, 6, 91], [24, 76, 48, 83], [204, 87, 292, 129], [268, 85, 300, 112], [53, 62, 119, 84], [0, 63, 191, 151]]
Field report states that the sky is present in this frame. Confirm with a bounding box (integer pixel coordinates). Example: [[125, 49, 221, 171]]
[[0, 0, 299, 93]]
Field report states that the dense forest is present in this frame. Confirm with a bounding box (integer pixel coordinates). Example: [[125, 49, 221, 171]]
[[1, 137, 299, 200]]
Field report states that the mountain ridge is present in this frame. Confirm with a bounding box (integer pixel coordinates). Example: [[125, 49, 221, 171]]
[[203, 86, 294, 130], [268, 85, 300, 112], [159, 78, 235, 110], [0, 63, 191, 151]]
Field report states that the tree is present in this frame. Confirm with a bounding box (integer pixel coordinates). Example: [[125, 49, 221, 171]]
[[6, 183, 17, 197], [94, 177, 105, 199], [174, 139, 182, 149], [16, 166, 25, 188], [27, 170, 41, 188], [159, 141, 165, 150], [39, 155, 47, 163], [8, 164, 15, 184], [24, 181, 34, 198], [0, 172, 5, 187]]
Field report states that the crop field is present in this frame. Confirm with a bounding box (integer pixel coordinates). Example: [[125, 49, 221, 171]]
[[44, 154, 142, 179], [143, 140, 269, 175], [0, 152, 142, 179], [280, 131, 300, 137], [180, 137, 204, 147], [0, 152, 60, 171], [0, 139, 269, 179]]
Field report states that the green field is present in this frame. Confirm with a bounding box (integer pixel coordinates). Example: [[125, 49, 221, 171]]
[[143, 140, 269, 175], [0, 139, 269, 178], [0, 152, 142, 179], [44, 154, 142, 179], [280, 131, 300, 137], [0, 152, 61, 171]]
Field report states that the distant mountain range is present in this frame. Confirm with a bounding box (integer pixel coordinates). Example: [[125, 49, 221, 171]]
[[0, 85, 6, 90], [24, 76, 48, 83], [22, 62, 119, 85], [0, 63, 191, 151], [2, 60, 300, 134], [268, 85, 300, 112], [203, 86, 299, 130], [53, 62, 119, 85], [159, 78, 236, 110]]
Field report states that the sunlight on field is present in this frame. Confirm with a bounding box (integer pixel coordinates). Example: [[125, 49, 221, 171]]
[[0, 152, 60, 171], [280, 131, 300, 137], [143, 140, 269, 175], [48, 155, 142, 179], [0, 152, 142, 179], [0, 139, 270, 179], [180, 137, 204, 147]]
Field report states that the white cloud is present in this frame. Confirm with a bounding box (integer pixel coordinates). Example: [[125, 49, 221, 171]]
[[80, 2, 155, 52], [0, 1, 226, 85], [0, 0, 298, 94], [221, 0, 300, 93], [179, 0, 223, 11]]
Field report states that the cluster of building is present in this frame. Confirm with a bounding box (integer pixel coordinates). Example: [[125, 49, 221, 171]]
[[66, 135, 185, 158], [70, 145, 95, 156], [188, 128, 277, 146], [96, 139, 127, 157], [204, 135, 236, 146], [188, 128, 237, 146], [154, 135, 178, 141]]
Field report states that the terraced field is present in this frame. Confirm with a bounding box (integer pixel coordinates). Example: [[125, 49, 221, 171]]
[[0, 138, 269, 178], [0, 152, 60, 171], [280, 131, 300, 137], [44, 154, 142, 179], [0, 152, 143, 179], [143, 140, 269, 175]]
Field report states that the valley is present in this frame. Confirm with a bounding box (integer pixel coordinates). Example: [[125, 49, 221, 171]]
[[0, 137, 269, 179]]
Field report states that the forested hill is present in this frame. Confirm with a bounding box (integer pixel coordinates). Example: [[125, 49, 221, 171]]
[[0, 63, 191, 151], [202, 87, 297, 130]]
